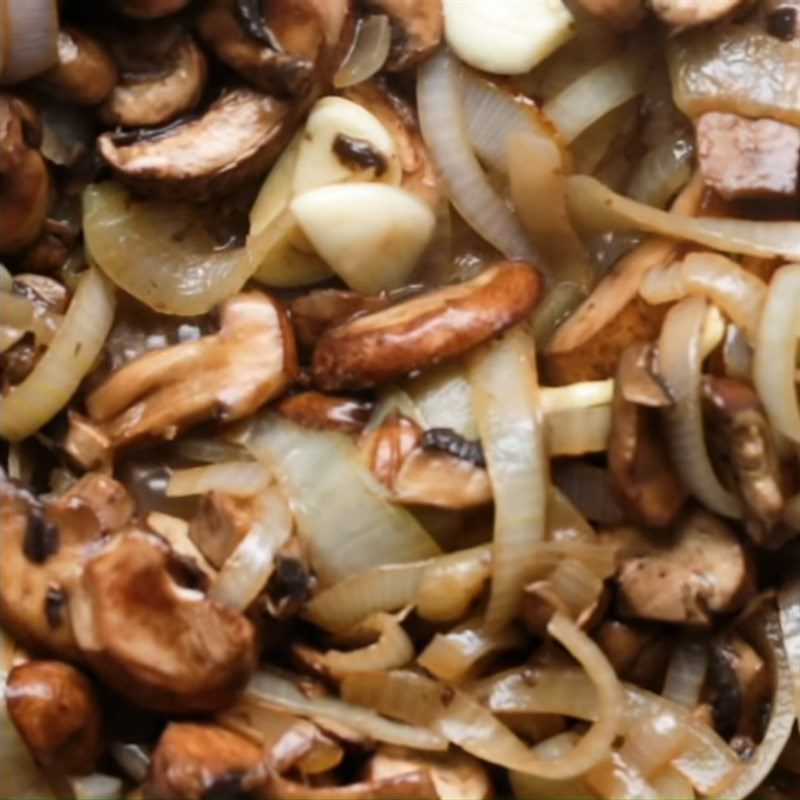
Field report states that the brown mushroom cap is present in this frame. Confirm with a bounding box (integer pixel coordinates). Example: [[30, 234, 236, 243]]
[[37, 27, 118, 105], [99, 35, 208, 128], [5, 660, 102, 775], [97, 88, 295, 200], [147, 722, 265, 799], [86, 292, 298, 447], [70, 528, 256, 712], [277, 391, 373, 433], [362, 0, 443, 71], [0, 95, 51, 254], [313, 261, 543, 390]]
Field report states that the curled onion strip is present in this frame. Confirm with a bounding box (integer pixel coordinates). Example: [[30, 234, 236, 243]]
[[661, 637, 709, 711], [658, 296, 741, 518], [342, 613, 623, 780], [469, 327, 546, 631], [0, 269, 115, 442], [753, 263, 800, 443], [333, 15, 391, 89], [167, 461, 271, 497], [416, 49, 539, 262], [778, 578, 800, 721]]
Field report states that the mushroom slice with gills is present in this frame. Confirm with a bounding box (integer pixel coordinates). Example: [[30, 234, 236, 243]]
[[5, 660, 103, 776], [97, 88, 294, 201], [277, 391, 373, 433], [0, 95, 51, 255], [85, 292, 297, 447], [113, 0, 191, 18], [195, 0, 352, 98], [342, 80, 439, 208], [361, 0, 443, 71], [312, 261, 543, 390], [0, 476, 105, 659], [99, 34, 208, 128], [651, 0, 744, 26], [608, 343, 687, 528], [701, 375, 787, 546], [69, 528, 257, 713], [610, 510, 755, 626], [147, 722, 265, 799], [36, 27, 118, 105]]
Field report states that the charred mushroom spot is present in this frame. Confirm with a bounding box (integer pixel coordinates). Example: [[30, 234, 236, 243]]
[[44, 585, 66, 629], [767, 7, 797, 39], [236, 0, 284, 51], [23, 512, 60, 564], [421, 428, 486, 467], [332, 133, 388, 176], [266, 556, 313, 607], [709, 638, 742, 740]]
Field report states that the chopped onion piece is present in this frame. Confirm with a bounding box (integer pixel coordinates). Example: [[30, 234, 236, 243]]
[[546, 404, 611, 456], [0, 0, 59, 83], [469, 327, 547, 631], [0, 293, 62, 345], [167, 461, 271, 497], [68, 774, 123, 800], [618, 712, 689, 779], [658, 296, 741, 518], [722, 324, 752, 381], [662, 637, 709, 711], [641, 253, 768, 343], [778, 578, 800, 721], [541, 380, 614, 414], [247, 670, 448, 751], [110, 743, 151, 784], [509, 732, 595, 800], [1, 269, 115, 442], [626, 130, 694, 209], [586, 751, 658, 800], [247, 416, 439, 585], [753, 264, 800, 443], [416, 49, 539, 263], [405, 362, 478, 440], [543, 48, 650, 143], [211, 488, 293, 611], [566, 175, 800, 261], [333, 15, 391, 89]]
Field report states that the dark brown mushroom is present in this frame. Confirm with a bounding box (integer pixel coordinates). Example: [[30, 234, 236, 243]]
[[62, 413, 113, 473], [113, 0, 191, 18], [146, 722, 265, 799], [69, 528, 256, 712], [86, 292, 297, 447], [576, 0, 647, 30], [37, 27, 118, 105], [97, 88, 296, 200], [361, 0, 443, 70], [313, 261, 543, 391], [58, 473, 135, 533], [593, 619, 657, 677], [277, 391, 373, 433], [608, 343, 687, 528], [188, 491, 255, 569], [0, 95, 50, 254], [5, 660, 103, 776]]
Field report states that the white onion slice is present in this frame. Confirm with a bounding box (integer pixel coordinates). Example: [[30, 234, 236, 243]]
[[469, 327, 547, 631], [333, 15, 391, 89], [546, 405, 611, 457], [247, 670, 448, 751], [0, 269, 115, 442], [722, 324, 753, 381], [753, 263, 800, 444], [405, 362, 478, 440], [68, 774, 123, 800], [0, 0, 59, 84], [566, 175, 800, 261], [543, 48, 649, 143], [658, 296, 741, 518], [626, 130, 694, 209], [661, 637, 708, 710], [778, 577, 800, 721], [247, 416, 439, 585], [416, 49, 539, 263], [0, 293, 62, 345], [167, 461, 271, 497]]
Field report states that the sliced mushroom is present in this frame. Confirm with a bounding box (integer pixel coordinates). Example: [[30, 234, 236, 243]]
[[5, 660, 102, 775], [257, 769, 440, 800], [188, 491, 255, 569], [147, 722, 265, 799], [702, 375, 787, 545], [58, 473, 135, 533], [608, 343, 687, 528], [365, 745, 493, 800], [195, 0, 353, 98], [62, 413, 113, 473], [611, 510, 755, 625], [0, 95, 50, 254], [97, 88, 295, 200], [651, 0, 744, 26], [277, 391, 373, 433], [593, 619, 656, 677], [69, 528, 256, 712], [86, 292, 297, 447], [313, 261, 543, 390], [361, 0, 443, 70], [576, 0, 648, 30], [343, 80, 439, 208], [100, 35, 208, 128], [113, 0, 191, 18], [0, 476, 103, 658], [37, 27, 118, 105]]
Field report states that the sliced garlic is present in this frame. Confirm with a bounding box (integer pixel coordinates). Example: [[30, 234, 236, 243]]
[[291, 183, 435, 294], [293, 97, 401, 196], [443, 0, 575, 75]]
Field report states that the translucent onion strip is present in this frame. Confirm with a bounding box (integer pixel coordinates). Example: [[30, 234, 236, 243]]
[[545, 404, 611, 456], [333, 15, 391, 89], [641, 252, 768, 342], [661, 637, 709, 711], [543, 47, 650, 143], [753, 263, 800, 443], [778, 578, 800, 720], [248, 416, 439, 585], [1, 269, 115, 442], [0, 0, 59, 84], [343, 614, 623, 780], [246, 670, 448, 751], [626, 130, 694, 209], [167, 461, 271, 497], [658, 296, 741, 518], [0, 293, 62, 345], [566, 175, 800, 261], [210, 488, 293, 611], [469, 327, 547, 631], [416, 49, 539, 262], [585, 751, 658, 800]]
